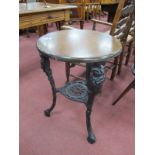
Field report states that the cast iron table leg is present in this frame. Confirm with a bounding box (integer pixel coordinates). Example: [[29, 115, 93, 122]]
[[40, 54, 57, 117], [86, 62, 105, 144]]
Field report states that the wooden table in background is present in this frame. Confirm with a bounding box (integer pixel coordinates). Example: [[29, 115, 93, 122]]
[[44, 0, 119, 26], [19, 2, 77, 36]]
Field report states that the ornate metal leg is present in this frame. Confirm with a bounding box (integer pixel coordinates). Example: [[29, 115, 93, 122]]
[[85, 63, 106, 144], [86, 91, 96, 144], [40, 54, 57, 117]]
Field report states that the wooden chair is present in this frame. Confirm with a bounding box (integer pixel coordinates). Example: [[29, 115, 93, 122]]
[[62, 0, 134, 82], [112, 64, 135, 105], [92, 0, 135, 77], [124, 24, 135, 66], [45, 0, 101, 29], [56, 0, 86, 29], [84, 0, 102, 21]]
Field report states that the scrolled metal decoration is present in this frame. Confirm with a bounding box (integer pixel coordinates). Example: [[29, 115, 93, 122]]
[[40, 54, 57, 117], [89, 63, 105, 93], [85, 62, 106, 144], [58, 81, 88, 104]]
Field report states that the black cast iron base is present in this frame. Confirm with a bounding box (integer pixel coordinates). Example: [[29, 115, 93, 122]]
[[87, 133, 96, 144], [40, 54, 106, 144]]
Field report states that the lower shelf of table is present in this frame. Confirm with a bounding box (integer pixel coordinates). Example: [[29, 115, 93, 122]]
[[57, 80, 88, 104]]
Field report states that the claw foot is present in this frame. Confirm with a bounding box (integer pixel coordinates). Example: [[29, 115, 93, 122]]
[[87, 133, 96, 144], [44, 109, 51, 117]]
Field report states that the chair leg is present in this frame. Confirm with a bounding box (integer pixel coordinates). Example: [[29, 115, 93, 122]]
[[117, 51, 124, 75], [55, 21, 61, 30], [37, 25, 47, 36], [110, 56, 119, 80], [112, 79, 135, 105], [65, 62, 70, 82], [80, 21, 84, 29], [132, 47, 135, 56], [98, 9, 101, 20], [125, 41, 133, 66], [26, 28, 30, 38], [92, 22, 96, 30], [86, 10, 89, 22]]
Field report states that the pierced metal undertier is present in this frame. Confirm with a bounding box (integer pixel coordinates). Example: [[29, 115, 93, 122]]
[[57, 80, 88, 104]]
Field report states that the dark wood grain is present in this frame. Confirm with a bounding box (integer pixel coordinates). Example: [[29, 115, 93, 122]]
[[37, 29, 122, 63]]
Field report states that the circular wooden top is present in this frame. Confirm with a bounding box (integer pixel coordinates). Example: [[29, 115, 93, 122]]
[[37, 30, 122, 63]]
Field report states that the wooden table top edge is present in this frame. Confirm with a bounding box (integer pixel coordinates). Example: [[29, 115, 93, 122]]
[[19, 2, 77, 15], [37, 30, 122, 63]]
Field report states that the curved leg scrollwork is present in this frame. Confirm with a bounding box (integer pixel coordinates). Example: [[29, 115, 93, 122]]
[[40, 54, 57, 117], [86, 94, 96, 144]]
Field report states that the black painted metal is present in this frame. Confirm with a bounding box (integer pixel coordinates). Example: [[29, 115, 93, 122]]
[[58, 80, 88, 104], [40, 54, 57, 117], [85, 63, 105, 143], [40, 53, 106, 144]]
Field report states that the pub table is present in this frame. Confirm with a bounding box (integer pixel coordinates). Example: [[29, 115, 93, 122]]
[[37, 29, 122, 144]]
